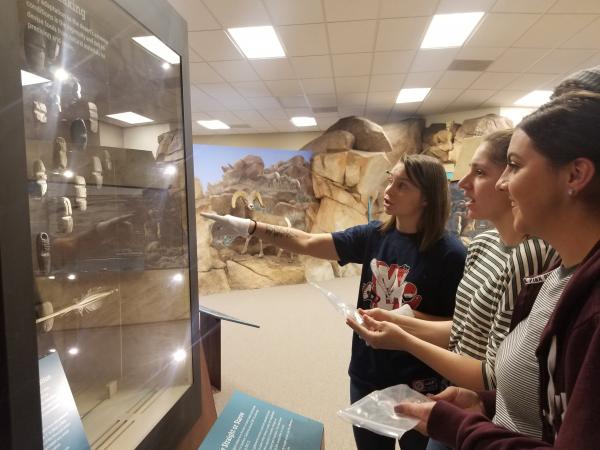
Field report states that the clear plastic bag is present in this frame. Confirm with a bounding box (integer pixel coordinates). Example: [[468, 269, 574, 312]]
[[309, 282, 363, 325], [337, 384, 431, 439]]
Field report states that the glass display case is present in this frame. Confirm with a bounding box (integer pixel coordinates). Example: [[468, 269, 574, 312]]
[[0, 0, 200, 448]]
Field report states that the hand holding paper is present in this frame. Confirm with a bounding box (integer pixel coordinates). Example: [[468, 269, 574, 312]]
[[309, 282, 363, 325], [346, 314, 410, 351]]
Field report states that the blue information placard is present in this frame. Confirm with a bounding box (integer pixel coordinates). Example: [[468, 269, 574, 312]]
[[39, 352, 90, 450], [200, 391, 323, 450]]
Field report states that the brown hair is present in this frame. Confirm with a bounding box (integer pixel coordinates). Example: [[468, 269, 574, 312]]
[[379, 154, 450, 251], [518, 90, 600, 204], [482, 129, 514, 167]]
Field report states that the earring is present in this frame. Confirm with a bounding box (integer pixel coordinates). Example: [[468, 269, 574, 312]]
[[568, 188, 575, 196]]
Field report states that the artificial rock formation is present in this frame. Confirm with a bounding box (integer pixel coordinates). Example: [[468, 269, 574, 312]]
[[226, 257, 305, 290], [382, 118, 425, 165], [450, 114, 513, 162], [310, 150, 389, 233], [326, 116, 393, 153], [156, 129, 183, 162], [422, 121, 460, 163], [301, 130, 355, 153]]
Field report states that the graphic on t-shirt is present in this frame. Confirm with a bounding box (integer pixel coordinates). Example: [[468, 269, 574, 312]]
[[363, 259, 422, 310]]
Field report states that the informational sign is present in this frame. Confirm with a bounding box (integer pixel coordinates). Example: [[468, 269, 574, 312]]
[[39, 352, 90, 450], [200, 391, 323, 450], [24, 0, 108, 59]]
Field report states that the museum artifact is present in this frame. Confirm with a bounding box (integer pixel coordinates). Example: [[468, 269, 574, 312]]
[[33, 159, 47, 197], [36, 232, 51, 274]]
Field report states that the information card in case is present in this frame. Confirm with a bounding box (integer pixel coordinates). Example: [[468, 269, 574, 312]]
[[39, 352, 90, 450], [200, 391, 324, 450]]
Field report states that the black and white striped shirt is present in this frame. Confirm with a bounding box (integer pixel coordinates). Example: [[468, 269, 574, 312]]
[[493, 266, 575, 437], [449, 230, 558, 388]]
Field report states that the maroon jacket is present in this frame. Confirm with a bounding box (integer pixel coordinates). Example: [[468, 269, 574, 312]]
[[428, 240, 600, 449]]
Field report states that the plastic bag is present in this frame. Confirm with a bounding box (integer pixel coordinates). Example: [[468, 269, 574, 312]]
[[337, 384, 431, 439], [309, 282, 363, 325], [393, 303, 415, 318]]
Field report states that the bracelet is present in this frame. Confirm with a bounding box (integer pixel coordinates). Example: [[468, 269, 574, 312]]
[[249, 219, 257, 235]]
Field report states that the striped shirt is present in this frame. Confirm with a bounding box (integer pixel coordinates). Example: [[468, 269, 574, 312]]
[[448, 230, 558, 388], [493, 266, 575, 437]]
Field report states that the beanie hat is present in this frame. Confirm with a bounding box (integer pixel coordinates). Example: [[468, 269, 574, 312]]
[[553, 65, 600, 97]]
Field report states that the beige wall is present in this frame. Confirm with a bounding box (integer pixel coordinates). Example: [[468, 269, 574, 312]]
[[425, 106, 533, 127], [192, 131, 321, 150], [124, 123, 171, 153], [191, 107, 532, 151]]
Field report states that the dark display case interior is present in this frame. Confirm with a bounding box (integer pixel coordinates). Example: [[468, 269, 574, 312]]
[[18, 0, 196, 447]]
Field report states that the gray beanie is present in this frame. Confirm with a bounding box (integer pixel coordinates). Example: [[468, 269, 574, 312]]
[[552, 65, 600, 97]]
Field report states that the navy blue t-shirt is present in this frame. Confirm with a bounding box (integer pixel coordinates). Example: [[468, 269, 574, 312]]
[[332, 221, 466, 392]]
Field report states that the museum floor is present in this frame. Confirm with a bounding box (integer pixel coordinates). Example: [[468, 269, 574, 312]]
[[199, 275, 404, 450]]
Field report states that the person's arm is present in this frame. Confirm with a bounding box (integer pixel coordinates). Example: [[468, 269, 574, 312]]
[[201, 212, 339, 260], [413, 310, 453, 321], [252, 221, 338, 260], [361, 308, 452, 348], [403, 329, 486, 390], [396, 399, 552, 450], [348, 315, 485, 390]]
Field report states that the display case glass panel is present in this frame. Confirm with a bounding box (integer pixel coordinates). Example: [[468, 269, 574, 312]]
[[18, 0, 194, 447]]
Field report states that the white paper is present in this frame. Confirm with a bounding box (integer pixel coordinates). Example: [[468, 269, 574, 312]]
[[309, 282, 363, 325]]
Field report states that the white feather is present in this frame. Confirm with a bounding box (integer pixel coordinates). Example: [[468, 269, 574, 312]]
[[36, 288, 118, 324]]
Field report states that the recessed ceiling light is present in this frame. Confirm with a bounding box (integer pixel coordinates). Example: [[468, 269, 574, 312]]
[[396, 88, 431, 104], [290, 116, 317, 127], [106, 112, 154, 124], [421, 12, 484, 49], [197, 120, 230, 130], [227, 26, 285, 59], [20, 70, 50, 86], [132, 36, 181, 64], [514, 90, 553, 107]]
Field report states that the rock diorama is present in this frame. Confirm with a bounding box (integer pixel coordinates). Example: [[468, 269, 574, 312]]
[[196, 114, 512, 295]]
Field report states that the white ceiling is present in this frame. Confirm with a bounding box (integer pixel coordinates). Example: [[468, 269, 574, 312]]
[[166, 0, 600, 135]]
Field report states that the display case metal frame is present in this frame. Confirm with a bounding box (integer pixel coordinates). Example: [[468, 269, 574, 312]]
[[0, 0, 201, 448]]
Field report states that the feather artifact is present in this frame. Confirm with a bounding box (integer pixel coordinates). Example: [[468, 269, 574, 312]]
[[36, 287, 118, 324]]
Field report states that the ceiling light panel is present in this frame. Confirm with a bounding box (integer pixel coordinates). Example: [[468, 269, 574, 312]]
[[514, 90, 552, 107], [197, 119, 231, 129], [421, 12, 485, 49], [290, 116, 317, 127], [227, 26, 285, 59], [106, 112, 153, 124], [396, 88, 431, 103], [132, 36, 180, 64]]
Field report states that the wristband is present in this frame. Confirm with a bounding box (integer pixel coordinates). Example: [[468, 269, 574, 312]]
[[249, 219, 257, 235]]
